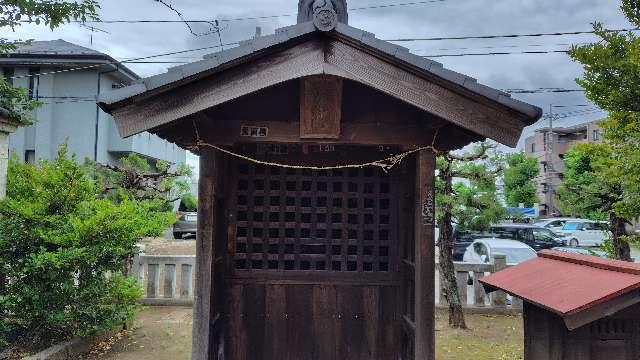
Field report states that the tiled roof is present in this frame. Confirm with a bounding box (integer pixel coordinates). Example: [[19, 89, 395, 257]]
[[481, 250, 640, 318], [12, 39, 105, 57], [98, 21, 542, 122]]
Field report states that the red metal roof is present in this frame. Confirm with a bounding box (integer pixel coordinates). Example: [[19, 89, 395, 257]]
[[480, 250, 640, 316]]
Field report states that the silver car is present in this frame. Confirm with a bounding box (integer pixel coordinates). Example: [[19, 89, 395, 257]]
[[173, 201, 197, 239]]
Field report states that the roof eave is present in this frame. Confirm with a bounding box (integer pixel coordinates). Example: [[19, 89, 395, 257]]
[[1, 53, 140, 82]]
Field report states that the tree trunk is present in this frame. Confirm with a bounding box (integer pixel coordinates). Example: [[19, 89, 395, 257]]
[[611, 214, 632, 261], [438, 173, 467, 329]]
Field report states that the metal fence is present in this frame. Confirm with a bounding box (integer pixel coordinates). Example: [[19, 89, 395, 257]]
[[133, 253, 520, 311]]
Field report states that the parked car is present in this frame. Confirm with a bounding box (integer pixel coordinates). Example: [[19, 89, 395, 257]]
[[534, 218, 583, 234], [550, 246, 608, 258], [463, 238, 537, 265], [453, 230, 489, 261], [559, 220, 611, 247], [489, 224, 566, 251], [173, 199, 197, 239]]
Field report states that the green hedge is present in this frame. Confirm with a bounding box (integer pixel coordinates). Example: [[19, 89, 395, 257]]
[[0, 145, 176, 348]]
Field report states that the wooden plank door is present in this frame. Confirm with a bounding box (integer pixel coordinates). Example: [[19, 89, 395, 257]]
[[227, 157, 403, 360]]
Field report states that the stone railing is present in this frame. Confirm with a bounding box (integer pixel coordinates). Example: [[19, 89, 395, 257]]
[[132, 254, 196, 306], [133, 253, 520, 312], [436, 254, 522, 311]]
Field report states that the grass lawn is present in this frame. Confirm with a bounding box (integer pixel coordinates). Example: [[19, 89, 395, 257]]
[[436, 310, 523, 360], [87, 307, 522, 360]]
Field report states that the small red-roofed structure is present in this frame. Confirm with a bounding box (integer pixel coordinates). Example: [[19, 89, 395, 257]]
[[481, 249, 640, 360]]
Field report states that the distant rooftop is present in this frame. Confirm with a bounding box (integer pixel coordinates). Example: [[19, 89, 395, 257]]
[[1, 39, 139, 81], [534, 119, 601, 134], [12, 39, 104, 57]]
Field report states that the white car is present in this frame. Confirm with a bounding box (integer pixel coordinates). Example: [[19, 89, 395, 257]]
[[559, 220, 611, 247], [534, 218, 585, 235], [463, 238, 538, 265]]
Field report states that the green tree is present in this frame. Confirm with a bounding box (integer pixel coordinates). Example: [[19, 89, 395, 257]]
[[89, 153, 193, 212], [0, 145, 175, 348], [555, 142, 632, 259], [568, 0, 640, 260], [1, 1, 99, 124], [437, 142, 507, 329], [503, 152, 540, 208]]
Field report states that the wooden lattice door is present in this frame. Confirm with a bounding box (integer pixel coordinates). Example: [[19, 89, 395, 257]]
[[227, 151, 404, 360]]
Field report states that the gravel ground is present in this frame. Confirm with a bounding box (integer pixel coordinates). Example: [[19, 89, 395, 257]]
[[139, 237, 196, 256]]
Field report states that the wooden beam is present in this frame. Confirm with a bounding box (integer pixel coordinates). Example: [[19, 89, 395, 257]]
[[325, 40, 525, 147], [111, 38, 527, 147], [113, 41, 325, 137], [192, 147, 217, 359], [563, 288, 640, 331], [414, 150, 436, 359]]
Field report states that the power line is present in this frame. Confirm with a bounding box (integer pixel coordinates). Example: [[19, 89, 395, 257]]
[[430, 42, 586, 52], [385, 28, 638, 42], [423, 49, 569, 57], [505, 88, 586, 94], [68, 0, 450, 24]]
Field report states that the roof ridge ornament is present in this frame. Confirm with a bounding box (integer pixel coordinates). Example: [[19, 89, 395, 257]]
[[298, 0, 348, 31]]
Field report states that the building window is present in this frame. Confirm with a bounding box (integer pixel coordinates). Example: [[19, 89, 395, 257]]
[[28, 68, 39, 100], [530, 142, 535, 153], [593, 129, 600, 141], [2, 68, 14, 85], [25, 150, 35, 164]]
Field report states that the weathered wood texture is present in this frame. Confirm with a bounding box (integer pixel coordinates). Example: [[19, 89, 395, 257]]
[[115, 37, 525, 146], [523, 301, 640, 360], [228, 283, 399, 360], [153, 79, 480, 152], [414, 150, 435, 360], [324, 40, 525, 147], [114, 41, 326, 137], [300, 76, 343, 139], [225, 155, 404, 360], [192, 148, 219, 360]]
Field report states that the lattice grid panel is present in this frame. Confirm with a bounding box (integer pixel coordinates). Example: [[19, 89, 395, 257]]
[[232, 162, 398, 273]]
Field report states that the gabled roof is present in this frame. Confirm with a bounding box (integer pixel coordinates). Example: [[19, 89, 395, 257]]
[[481, 250, 640, 330], [98, 21, 542, 146], [1, 39, 139, 82], [12, 39, 104, 57]]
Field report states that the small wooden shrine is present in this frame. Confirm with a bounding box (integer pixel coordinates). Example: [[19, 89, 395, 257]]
[[98, 1, 541, 359], [482, 250, 640, 360]]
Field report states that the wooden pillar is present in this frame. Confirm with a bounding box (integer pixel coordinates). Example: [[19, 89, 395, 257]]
[[414, 150, 436, 359], [192, 148, 217, 360]]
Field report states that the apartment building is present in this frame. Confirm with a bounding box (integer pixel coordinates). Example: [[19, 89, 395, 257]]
[[0, 39, 185, 166], [524, 120, 602, 216]]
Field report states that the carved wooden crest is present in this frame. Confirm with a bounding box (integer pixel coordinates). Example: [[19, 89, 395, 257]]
[[300, 76, 343, 139], [297, 0, 348, 26]]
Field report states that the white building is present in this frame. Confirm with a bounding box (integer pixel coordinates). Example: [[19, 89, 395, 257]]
[[0, 39, 185, 165]]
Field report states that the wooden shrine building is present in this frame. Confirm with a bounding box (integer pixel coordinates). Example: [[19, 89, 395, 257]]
[[482, 250, 640, 360], [99, 1, 541, 359]]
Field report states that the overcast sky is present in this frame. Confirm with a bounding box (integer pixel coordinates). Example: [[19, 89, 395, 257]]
[[6, 0, 633, 169]]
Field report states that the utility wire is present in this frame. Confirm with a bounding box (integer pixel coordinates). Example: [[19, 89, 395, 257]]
[[423, 49, 569, 57], [69, 0, 451, 24], [152, 0, 224, 36], [385, 28, 638, 42]]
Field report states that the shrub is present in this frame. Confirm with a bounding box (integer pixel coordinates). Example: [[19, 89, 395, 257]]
[[0, 145, 175, 348]]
